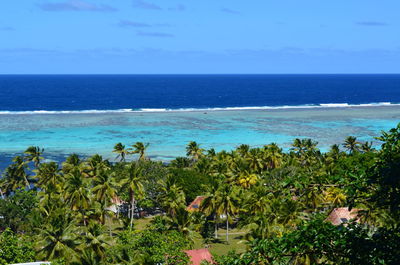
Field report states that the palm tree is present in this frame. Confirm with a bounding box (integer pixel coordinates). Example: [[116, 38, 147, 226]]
[[0, 156, 30, 194], [37, 187, 63, 217], [303, 138, 318, 152], [88, 200, 114, 226], [245, 148, 264, 173], [343, 136, 361, 154], [302, 185, 325, 211], [206, 148, 217, 158], [110, 248, 151, 265], [113, 143, 129, 162], [130, 142, 149, 161], [328, 144, 341, 160], [35, 162, 63, 188], [194, 158, 212, 175], [276, 198, 302, 228], [63, 168, 91, 223], [91, 170, 118, 203], [166, 207, 195, 241], [62, 154, 81, 174], [35, 209, 80, 261], [293, 139, 320, 167], [24, 146, 44, 168], [291, 139, 318, 157], [170, 157, 191, 168], [215, 183, 239, 242], [201, 179, 239, 242], [325, 187, 346, 207], [241, 185, 276, 239], [210, 152, 231, 177], [159, 179, 186, 218], [82, 154, 110, 178], [237, 170, 259, 189], [242, 184, 271, 217], [360, 141, 373, 153], [263, 143, 283, 169], [228, 153, 247, 172], [236, 144, 250, 157], [90, 170, 119, 227], [121, 162, 145, 228], [186, 141, 204, 161], [80, 221, 112, 259], [291, 138, 305, 156], [201, 180, 221, 239], [74, 249, 102, 265]]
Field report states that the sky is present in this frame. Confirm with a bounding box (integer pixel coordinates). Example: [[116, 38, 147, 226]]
[[0, 0, 399, 74]]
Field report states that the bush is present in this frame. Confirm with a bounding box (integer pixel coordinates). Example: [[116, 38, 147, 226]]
[[0, 228, 35, 265]]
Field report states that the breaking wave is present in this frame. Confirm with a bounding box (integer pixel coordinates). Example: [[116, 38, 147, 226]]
[[0, 102, 398, 115]]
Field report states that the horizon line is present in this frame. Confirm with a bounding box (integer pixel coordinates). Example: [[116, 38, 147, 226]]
[[1, 73, 400, 76]]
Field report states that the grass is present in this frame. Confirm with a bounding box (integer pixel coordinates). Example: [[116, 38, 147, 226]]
[[193, 233, 248, 257], [131, 216, 249, 257], [106, 214, 155, 232], [193, 227, 248, 257], [133, 215, 154, 230]]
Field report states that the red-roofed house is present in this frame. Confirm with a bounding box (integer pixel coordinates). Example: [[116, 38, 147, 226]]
[[184, 248, 213, 265], [187, 196, 206, 212], [326, 207, 360, 225]]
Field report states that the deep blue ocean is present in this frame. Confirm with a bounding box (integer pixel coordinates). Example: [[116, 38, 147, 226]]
[[1, 74, 400, 111]]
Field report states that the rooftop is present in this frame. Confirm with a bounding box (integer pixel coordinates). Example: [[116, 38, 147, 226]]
[[187, 196, 206, 212], [184, 248, 213, 265], [326, 207, 360, 226]]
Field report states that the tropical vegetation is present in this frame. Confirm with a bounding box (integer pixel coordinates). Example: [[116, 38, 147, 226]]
[[0, 123, 400, 264]]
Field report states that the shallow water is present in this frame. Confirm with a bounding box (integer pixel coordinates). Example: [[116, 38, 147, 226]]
[[0, 106, 399, 166]]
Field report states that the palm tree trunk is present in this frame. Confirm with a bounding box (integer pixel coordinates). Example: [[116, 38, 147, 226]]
[[24, 176, 30, 190], [226, 212, 229, 243], [214, 214, 218, 239], [130, 189, 135, 229], [82, 209, 87, 228]]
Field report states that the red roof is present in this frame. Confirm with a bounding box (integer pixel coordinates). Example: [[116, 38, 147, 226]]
[[187, 196, 206, 212], [184, 248, 213, 265], [326, 207, 360, 225]]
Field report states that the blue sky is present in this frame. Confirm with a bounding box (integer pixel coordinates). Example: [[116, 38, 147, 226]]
[[0, 0, 399, 74]]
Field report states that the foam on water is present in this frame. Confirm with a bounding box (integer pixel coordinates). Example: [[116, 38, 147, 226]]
[[0, 102, 399, 115]]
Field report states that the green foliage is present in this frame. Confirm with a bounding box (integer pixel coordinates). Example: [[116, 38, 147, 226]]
[[169, 167, 211, 203], [107, 227, 191, 264], [138, 160, 168, 206], [35, 208, 81, 262], [0, 190, 39, 232], [24, 146, 44, 168], [368, 123, 400, 222], [0, 228, 35, 265], [219, 217, 400, 265], [0, 156, 31, 195], [1, 124, 400, 264], [113, 142, 128, 162], [130, 141, 150, 161], [212, 251, 240, 265]]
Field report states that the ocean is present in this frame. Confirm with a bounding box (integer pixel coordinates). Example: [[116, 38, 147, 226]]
[[0, 74, 399, 167]]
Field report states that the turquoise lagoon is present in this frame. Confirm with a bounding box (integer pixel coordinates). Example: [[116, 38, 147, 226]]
[[0, 106, 399, 164]]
